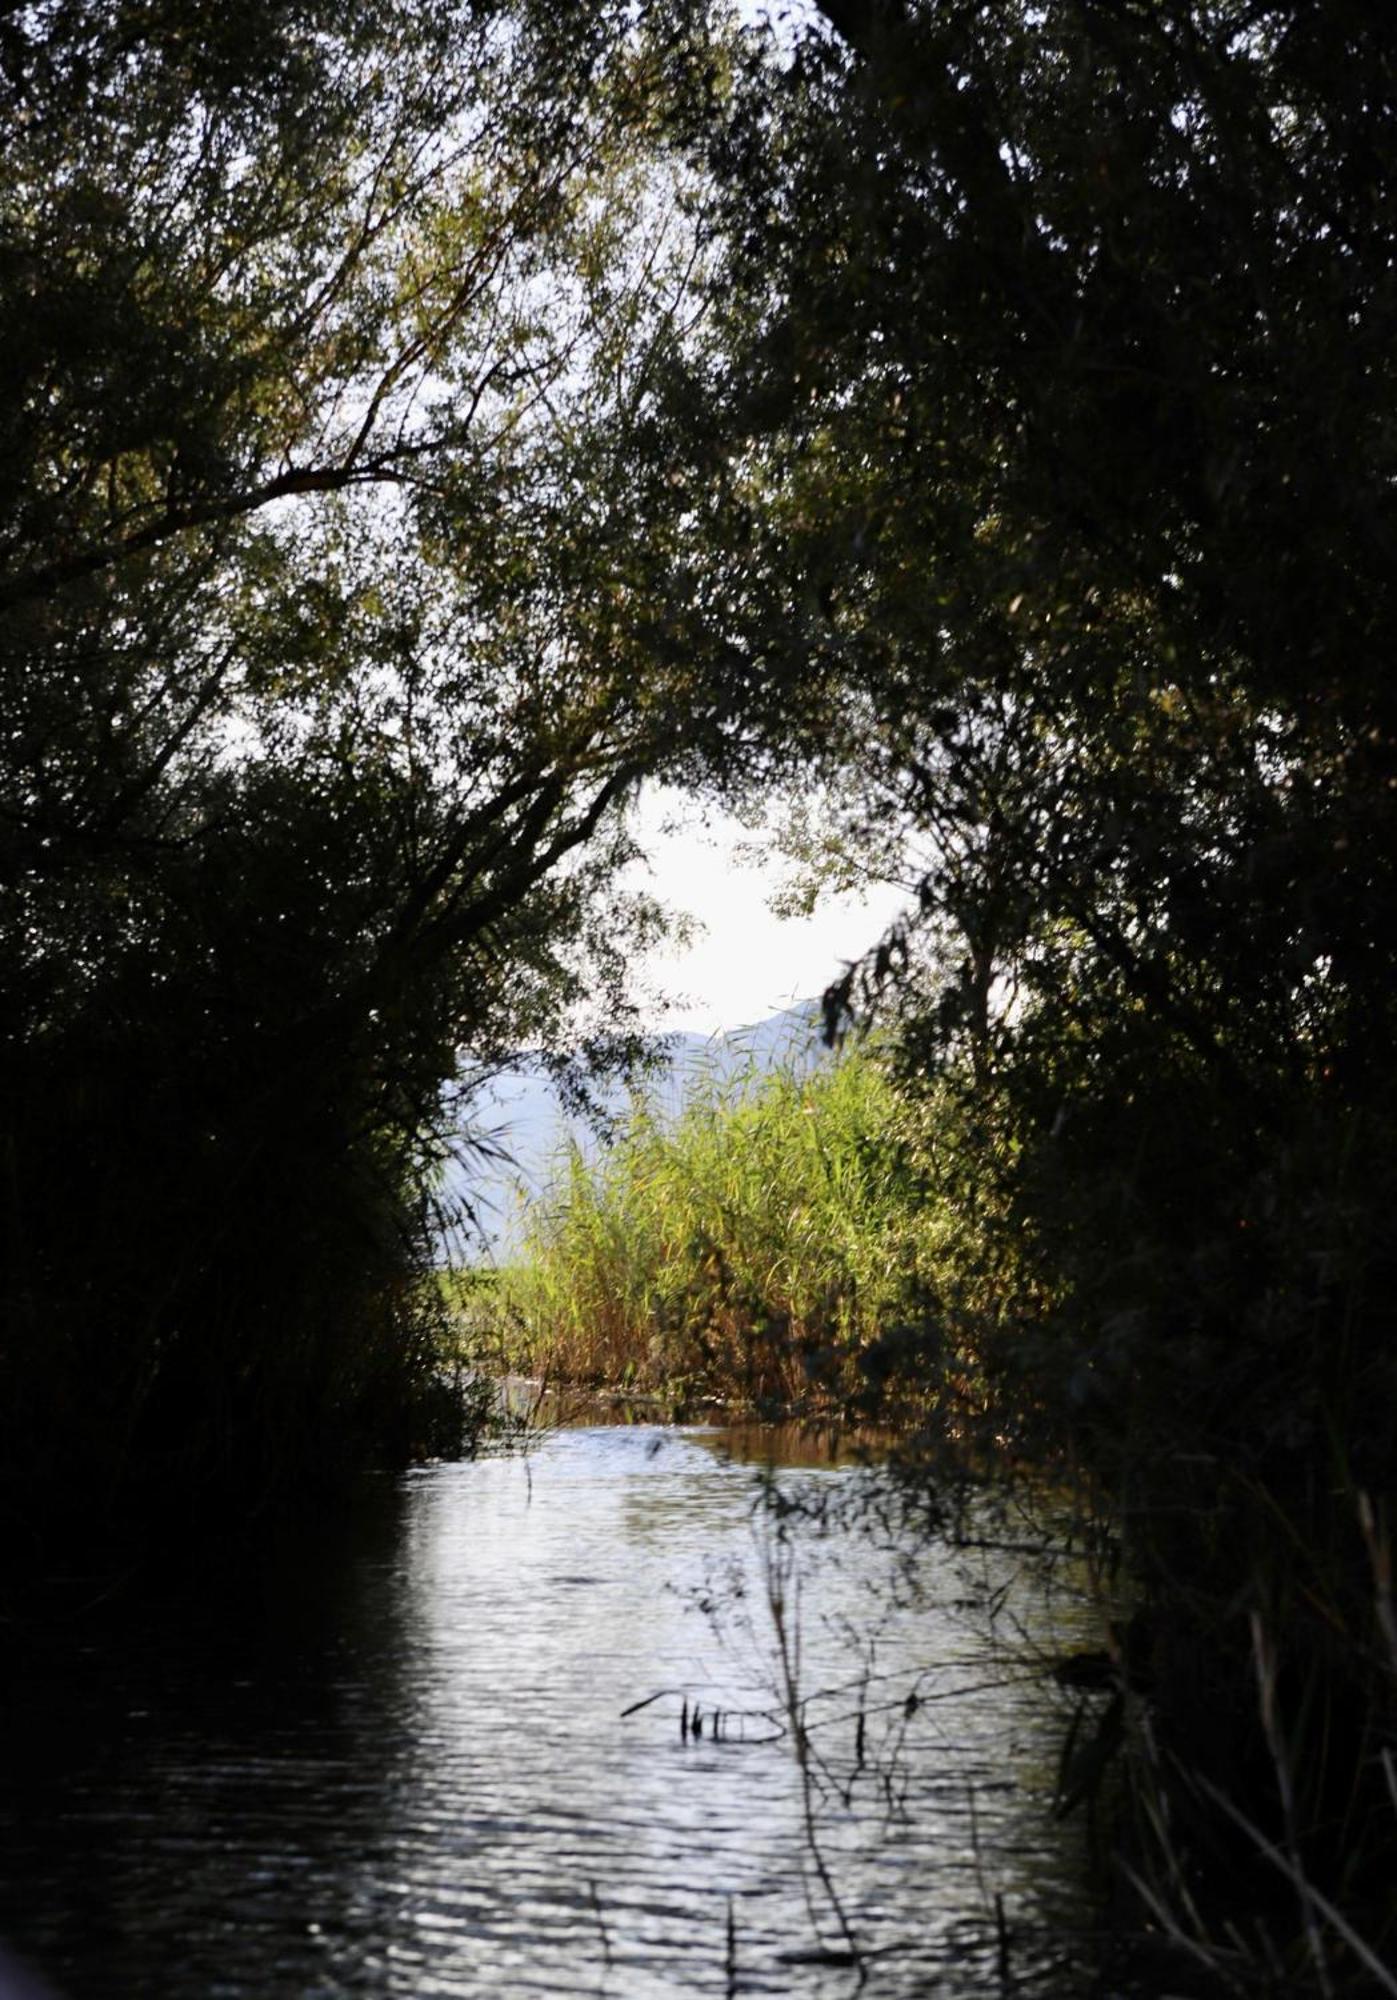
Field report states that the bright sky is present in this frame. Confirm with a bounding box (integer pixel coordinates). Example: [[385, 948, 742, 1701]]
[[625, 786, 909, 1035]]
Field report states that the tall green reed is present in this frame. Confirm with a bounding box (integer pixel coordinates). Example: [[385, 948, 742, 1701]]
[[487, 1044, 950, 1412]]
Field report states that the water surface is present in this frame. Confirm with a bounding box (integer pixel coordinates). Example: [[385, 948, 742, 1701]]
[[0, 1427, 1091, 1996]]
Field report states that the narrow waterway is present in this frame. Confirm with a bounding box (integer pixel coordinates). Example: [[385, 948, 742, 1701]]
[[0, 1427, 1093, 1997]]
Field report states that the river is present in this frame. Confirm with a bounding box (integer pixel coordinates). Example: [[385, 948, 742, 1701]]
[[0, 1425, 1094, 1997]]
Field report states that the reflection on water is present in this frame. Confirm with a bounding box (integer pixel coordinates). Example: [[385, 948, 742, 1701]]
[[0, 1428, 1091, 1997]]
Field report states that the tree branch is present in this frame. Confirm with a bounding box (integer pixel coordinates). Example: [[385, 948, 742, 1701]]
[[0, 457, 418, 613]]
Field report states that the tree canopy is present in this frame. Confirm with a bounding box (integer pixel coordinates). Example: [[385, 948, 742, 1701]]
[[666, 0, 1397, 1962], [0, 0, 759, 1530]]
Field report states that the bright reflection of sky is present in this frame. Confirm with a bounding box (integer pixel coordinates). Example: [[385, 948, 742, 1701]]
[[625, 786, 908, 1035]]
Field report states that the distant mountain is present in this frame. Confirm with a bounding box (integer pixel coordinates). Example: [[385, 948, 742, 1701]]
[[440, 1001, 826, 1260]]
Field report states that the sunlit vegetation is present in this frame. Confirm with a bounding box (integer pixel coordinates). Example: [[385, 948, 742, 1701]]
[[473, 1047, 962, 1412]]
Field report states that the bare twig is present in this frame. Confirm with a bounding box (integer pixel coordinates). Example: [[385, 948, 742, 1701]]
[[1195, 1774, 1397, 2000], [762, 1530, 866, 1981]]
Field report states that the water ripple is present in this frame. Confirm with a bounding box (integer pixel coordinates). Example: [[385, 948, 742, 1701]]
[[0, 1427, 1092, 1997]]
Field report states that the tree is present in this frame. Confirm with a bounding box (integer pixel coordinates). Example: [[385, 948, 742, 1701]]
[[0, 0, 749, 1540], [677, 0, 1397, 1975]]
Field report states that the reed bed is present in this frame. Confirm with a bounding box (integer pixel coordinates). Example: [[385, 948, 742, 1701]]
[[477, 1046, 951, 1414]]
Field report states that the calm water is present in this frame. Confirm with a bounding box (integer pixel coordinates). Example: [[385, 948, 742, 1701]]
[[0, 1428, 1092, 1998]]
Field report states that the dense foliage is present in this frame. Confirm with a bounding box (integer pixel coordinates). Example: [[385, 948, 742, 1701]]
[[0, 0, 752, 1540], [658, 1, 1397, 1984]]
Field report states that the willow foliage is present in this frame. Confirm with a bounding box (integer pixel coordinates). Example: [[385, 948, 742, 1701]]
[[0, 0, 743, 1535]]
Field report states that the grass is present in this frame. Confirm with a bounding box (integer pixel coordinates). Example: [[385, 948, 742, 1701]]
[[457, 1043, 954, 1415]]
